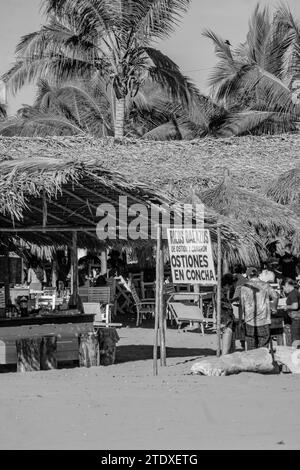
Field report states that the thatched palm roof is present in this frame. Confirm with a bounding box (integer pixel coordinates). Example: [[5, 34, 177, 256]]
[[200, 173, 300, 239], [0, 134, 299, 265], [0, 134, 299, 192], [267, 168, 300, 206], [0, 157, 265, 266], [0, 156, 167, 250]]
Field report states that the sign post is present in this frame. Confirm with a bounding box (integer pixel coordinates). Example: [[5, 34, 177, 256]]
[[153, 225, 162, 376], [167, 228, 217, 285], [217, 227, 222, 357], [167, 227, 221, 356]]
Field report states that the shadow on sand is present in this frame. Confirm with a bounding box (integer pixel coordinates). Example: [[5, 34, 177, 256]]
[[116, 345, 215, 364]]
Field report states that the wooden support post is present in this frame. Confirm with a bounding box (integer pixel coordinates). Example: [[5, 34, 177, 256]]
[[153, 226, 161, 376], [100, 250, 107, 276], [16, 337, 42, 372], [42, 190, 47, 232], [71, 231, 78, 307], [3, 249, 11, 308], [40, 335, 57, 370], [52, 258, 58, 288], [159, 237, 166, 367], [193, 284, 201, 329], [78, 332, 100, 367], [216, 227, 222, 357]]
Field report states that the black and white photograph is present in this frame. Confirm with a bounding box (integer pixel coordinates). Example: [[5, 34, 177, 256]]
[[0, 0, 300, 454]]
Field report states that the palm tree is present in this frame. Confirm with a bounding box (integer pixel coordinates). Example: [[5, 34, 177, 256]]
[[0, 78, 113, 137], [0, 77, 226, 140], [0, 102, 6, 120], [203, 3, 300, 135], [3, 0, 202, 139]]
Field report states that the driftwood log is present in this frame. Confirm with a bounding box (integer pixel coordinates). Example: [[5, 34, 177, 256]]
[[78, 332, 100, 367], [274, 346, 300, 373], [16, 337, 42, 372], [191, 348, 277, 376], [40, 335, 57, 370]]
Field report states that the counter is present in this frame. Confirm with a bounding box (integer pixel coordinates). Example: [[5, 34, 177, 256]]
[[0, 312, 95, 365]]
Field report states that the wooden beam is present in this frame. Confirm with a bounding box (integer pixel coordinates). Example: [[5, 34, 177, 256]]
[[159, 223, 223, 228], [216, 226, 222, 357], [28, 205, 100, 244], [153, 225, 162, 376], [63, 188, 99, 213], [0, 214, 15, 225], [71, 231, 78, 301], [0, 226, 96, 232], [0, 213, 40, 228], [28, 205, 73, 245], [3, 248, 11, 308], [42, 190, 47, 229], [48, 199, 96, 226], [83, 171, 162, 207], [30, 204, 65, 224], [159, 234, 166, 367], [76, 180, 145, 214]]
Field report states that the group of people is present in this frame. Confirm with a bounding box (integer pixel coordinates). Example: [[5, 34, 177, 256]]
[[221, 243, 300, 353]]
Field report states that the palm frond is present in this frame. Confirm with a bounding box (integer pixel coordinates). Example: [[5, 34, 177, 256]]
[[123, 0, 191, 42], [0, 111, 85, 137], [246, 4, 272, 67], [202, 29, 235, 64], [218, 109, 297, 136], [145, 47, 201, 108], [267, 167, 300, 205], [0, 102, 7, 119]]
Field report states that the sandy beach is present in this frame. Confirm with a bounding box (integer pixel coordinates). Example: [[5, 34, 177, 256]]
[[0, 326, 300, 450]]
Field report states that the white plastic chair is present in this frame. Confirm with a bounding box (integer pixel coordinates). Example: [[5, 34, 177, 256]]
[[167, 301, 205, 335], [82, 301, 110, 327]]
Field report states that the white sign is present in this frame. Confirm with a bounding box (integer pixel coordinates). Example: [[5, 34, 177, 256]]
[[167, 228, 217, 284]]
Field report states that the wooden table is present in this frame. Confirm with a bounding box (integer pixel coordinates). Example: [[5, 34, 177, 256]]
[[0, 313, 95, 365]]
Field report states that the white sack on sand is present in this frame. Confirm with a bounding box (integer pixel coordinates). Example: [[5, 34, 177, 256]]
[[191, 348, 275, 376], [274, 346, 300, 374]]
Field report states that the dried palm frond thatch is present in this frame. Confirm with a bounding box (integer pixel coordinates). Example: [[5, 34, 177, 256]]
[[267, 168, 300, 205], [199, 171, 300, 237], [0, 134, 299, 191], [0, 135, 299, 265]]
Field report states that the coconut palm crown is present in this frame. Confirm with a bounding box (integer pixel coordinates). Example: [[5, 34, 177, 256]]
[[203, 3, 300, 135], [2, 0, 203, 138]]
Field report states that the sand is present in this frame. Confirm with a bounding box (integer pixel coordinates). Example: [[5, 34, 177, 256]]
[[0, 326, 300, 450]]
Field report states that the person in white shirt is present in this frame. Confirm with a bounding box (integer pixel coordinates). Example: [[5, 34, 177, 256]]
[[259, 263, 275, 283]]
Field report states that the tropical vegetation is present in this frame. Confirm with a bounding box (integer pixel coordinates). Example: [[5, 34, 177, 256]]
[[1, 2, 300, 139], [2, 0, 202, 138], [203, 3, 300, 135]]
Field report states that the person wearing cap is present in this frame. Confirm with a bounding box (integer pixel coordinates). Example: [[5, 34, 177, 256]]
[[240, 267, 279, 350]]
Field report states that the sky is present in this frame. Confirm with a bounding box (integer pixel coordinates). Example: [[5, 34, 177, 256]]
[[1, 0, 300, 115]]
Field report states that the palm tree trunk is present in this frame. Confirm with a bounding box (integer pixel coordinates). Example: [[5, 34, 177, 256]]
[[114, 98, 125, 138]]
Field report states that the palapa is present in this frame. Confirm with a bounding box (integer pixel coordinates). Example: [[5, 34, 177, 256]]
[[199, 170, 300, 239], [267, 168, 300, 206], [1, 134, 299, 265]]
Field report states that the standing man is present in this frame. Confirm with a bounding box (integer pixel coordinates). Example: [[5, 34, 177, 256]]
[[220, 274, 236, 354], [240, 267, 278, 350], [282, 278, 300, 348], [278, 243, 299, 280]]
